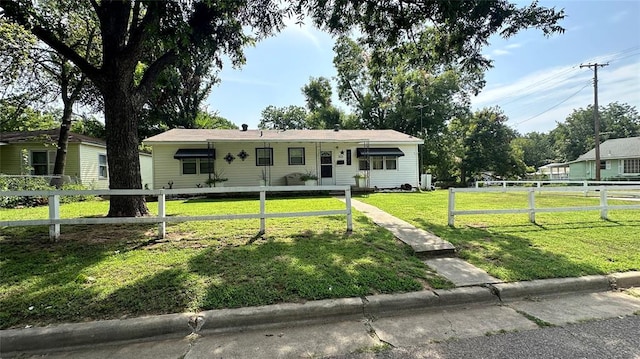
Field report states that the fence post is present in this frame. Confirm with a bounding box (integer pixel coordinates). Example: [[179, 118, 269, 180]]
[[583, 181, 588, 196], [448, 188, 455, 227], [259, 190, 266, 234], [502, 181, 507, 192], [600, 187, 608, 220], [345, 186, 353, 232], [48, 194, 60, 240], [528, 188, 536, 223], [158, 190, 166, 239]]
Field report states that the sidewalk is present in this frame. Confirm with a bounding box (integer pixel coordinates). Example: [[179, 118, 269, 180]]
[[2, 201, 640, 358]]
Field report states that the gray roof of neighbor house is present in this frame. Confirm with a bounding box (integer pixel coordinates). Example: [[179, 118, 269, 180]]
[[574, 136, 640, 161], [0, 130, 106, 147], [143, 128, 423, 144]]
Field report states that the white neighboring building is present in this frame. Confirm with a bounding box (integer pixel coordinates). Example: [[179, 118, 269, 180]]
[[143, 128, 422, 189]]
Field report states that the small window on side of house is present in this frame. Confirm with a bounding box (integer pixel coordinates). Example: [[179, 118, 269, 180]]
[[31, 151, 49, 175], [256, 148, 273, 166], [372, 156, 384, 170], [98, 154, 108, 179], [182, 159, 197, 174], [385, 157, 397, 170], [199, 160, 213, 174], [288, 147, 305, 165]]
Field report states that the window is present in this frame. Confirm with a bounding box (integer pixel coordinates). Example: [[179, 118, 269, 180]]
[[31, 151, 49, 175], [346, 149, 352, 165], [360, 156, 398, 170], [98, 154, 108, 179], [288, 148, 305, 165], [256, 148, 273, 166], [385, 157, 397, 170], [199, 160, 214, 174], [372, 156, 384, 170], [182, 159, 197, 174], [596, 160, 611, 171], [624, 159, 640, 174]]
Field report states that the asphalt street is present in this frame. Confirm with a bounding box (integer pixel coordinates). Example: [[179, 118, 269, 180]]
[[327, 315, 640, 359]]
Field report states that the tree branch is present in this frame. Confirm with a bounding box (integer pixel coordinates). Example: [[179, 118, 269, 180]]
[[134, 50, 178, 106], [30, 25, 101, 85]]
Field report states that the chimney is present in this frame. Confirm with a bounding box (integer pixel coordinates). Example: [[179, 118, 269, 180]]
[[241, 124, 248, 131], [334, 124, 340, 132]]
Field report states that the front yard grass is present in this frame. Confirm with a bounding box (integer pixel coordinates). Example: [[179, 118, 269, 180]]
[[0, 196, 448, 329], [358, 191, 640, 282]]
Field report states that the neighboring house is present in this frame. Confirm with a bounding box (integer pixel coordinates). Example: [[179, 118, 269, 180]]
[[0, 130, 153, 189], [143, 127, 423, 189], [568, 136, 640, 180], [537, 163, 570, 180]]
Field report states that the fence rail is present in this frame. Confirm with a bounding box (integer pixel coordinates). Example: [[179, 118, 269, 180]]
[[448, 185, 640, 227], [0, 186, 353, 240], [475, 180, 640, 189]]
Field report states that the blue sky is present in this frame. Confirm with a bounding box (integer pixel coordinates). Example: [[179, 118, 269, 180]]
[[206, 1, 640, 135]]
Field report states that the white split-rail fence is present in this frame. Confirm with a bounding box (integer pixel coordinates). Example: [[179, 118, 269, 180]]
[[0, 186, 353, 240], [448, 184, 640, 227]]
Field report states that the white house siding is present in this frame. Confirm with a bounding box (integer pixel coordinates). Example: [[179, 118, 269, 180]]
[[151, 141, 419, 189], [78, 143, 109, 189], [363, 144, 419, 188]]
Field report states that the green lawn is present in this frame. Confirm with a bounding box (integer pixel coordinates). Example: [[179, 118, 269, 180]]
[[358, 191, 640, 282], [0, 196, 448, 329]]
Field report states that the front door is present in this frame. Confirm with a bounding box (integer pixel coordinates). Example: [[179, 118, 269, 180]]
[[320, 151, 333, 184]]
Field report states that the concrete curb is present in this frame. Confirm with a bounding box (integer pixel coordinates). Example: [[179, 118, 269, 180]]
[[2, 272, 639, 355]]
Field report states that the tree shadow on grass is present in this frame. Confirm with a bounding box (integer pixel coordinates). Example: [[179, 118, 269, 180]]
[[0, 223, 159, 329], [411, 219, 609, 282], [188, 225, 449, 311]]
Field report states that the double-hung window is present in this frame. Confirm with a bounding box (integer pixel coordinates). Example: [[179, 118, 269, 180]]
[[31, 150, 55, 175], [288, 148, 305, 165], [98, 154, 108, 179], [256, 148, 273, 166]]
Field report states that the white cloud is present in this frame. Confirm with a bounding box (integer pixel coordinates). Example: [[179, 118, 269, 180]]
[[282, 17, 323, 52], [492, 49, 511, 56], [505, 43, 523, 50]]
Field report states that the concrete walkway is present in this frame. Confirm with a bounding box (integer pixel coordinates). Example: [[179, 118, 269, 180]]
[[348, 198, 500, 287]]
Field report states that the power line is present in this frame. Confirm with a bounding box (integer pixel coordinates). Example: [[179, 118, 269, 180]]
[[514, 81, 591, 126]]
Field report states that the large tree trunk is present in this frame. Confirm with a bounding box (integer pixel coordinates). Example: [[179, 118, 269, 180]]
[[103, 86, 149, 217]]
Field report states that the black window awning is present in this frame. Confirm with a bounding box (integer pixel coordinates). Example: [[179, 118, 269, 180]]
[[356, 147, 405, 157], [173, 148, 215, 159]]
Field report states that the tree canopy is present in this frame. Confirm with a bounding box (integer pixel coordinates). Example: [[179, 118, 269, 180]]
[[1, 0, 565, 215]]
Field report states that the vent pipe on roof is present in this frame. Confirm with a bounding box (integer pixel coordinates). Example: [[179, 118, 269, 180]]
[[241, 124, 248, 131]]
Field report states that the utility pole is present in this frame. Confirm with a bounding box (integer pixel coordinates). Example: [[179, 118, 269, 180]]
[[414, 104, 426, 175], [580, 62, 608, 181]]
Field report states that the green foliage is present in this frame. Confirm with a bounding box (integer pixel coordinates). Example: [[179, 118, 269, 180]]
[[450, 108, 524, 183], [259, 105, 309, 130], [0, 102, 59, 132], [70, 115, 106, 139], [195, 111, 238, 129], [0, 177, 52, 208], [0, 177, 95, 208], [512, 132, 555, 170]]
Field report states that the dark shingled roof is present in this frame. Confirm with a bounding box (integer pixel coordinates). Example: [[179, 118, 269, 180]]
[[0, 130, 106, 147]]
